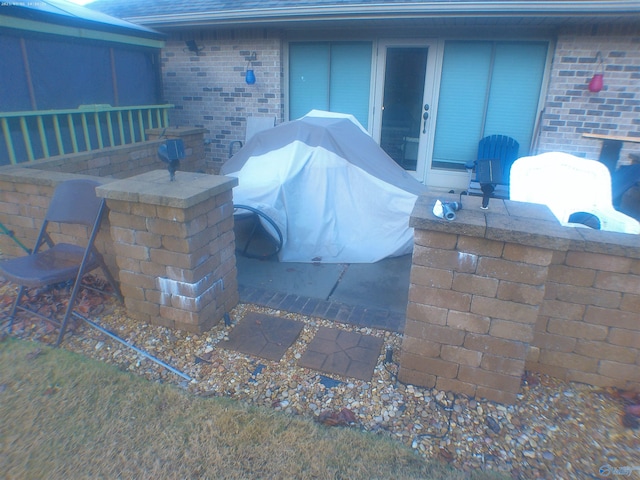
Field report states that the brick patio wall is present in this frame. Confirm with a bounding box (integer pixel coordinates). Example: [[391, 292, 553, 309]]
[[537, 23, 640, 164], [0, 170, 119, 274], [0, 127, 239, 332], [400, 193, 640, 404]]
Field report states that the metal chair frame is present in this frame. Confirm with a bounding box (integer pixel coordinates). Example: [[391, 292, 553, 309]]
[[0, 179, 122, 346]]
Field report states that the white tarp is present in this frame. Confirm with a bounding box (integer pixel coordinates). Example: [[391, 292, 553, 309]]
[[221, 111, 428, 263], [510, 152, 640, 234]]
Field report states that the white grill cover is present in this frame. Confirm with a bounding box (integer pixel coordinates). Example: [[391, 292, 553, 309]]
[[221, 111, 428, 263]]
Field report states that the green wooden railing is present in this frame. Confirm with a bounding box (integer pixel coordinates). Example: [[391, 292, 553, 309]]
[[1, 104, 173, 165]]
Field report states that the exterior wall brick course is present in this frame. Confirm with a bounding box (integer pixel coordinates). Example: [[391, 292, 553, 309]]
[[584, 305, 640, 330], [419, 357, 460, 378], [440, 345, 483, 367], [481, 354, 526, 377], [565, 251, 632, 273], [574, 340, 638, 364], [546, 317, 609, 340], [130, 231, 161, 249], [120, 284, 145, 301], [477, 257, 547, 285], [551, 284, 621, 308], [538, 350, 599, 373], [547, 264, 596, 287], [119, 270, 157, 290], [400, 335, 441, 358], [533, 331, 577, 352], [598, 360, 640, 383], [422, 323, 467, 346], [566, 370, 627, 389], [406, 303, 448, 326], [595, 272, 640, 294], [475, 386, 517, 404], [413, 245, 478, 272], [111, 226, 136, 244], [464, 333, 528, 360], [413, 229, 458, 249], [458, 366, 521, 394], [502, 244, 554, 266], [452, 273, 499, 297], [108, 211, 148, 230], [540, 299, 586, 320], [456, 236, 504, 257], [410, 265, 453, 289], [446, 310, 491, 334], [409, 284, 472, 312], [435, 377, 477, 398], [397, 366, 437, 388], [113, 243, 150, 261], [620, 293, 640, 312], [607, 328, 640, 347], [130, 203, 156, 217], [489, 319, 535, 343], [496, 281, 545, 306], [125, 297, 161, 317], [471, 296, 539, 324]]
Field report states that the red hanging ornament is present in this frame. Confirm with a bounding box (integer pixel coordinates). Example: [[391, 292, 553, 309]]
[[588, 52, 604, 93]]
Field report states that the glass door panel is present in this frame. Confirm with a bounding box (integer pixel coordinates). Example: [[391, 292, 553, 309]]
[[380, 48, 427, 171]]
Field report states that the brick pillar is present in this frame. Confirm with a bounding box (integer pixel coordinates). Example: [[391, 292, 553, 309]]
[[96, 170, 238, 333], [398, 193, 571, 403]]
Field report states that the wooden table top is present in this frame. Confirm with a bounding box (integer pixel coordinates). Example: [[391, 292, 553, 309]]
[[583, 133, 640, 143]]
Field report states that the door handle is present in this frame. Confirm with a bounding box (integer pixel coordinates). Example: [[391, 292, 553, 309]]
[[422, 111, 429, 134]]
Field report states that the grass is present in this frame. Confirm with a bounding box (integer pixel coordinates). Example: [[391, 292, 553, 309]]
[[0, 337, 507, 480]]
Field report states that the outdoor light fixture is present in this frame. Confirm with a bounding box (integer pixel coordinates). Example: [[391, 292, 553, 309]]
[[184, 40, 204, 55], [588, 52, 604, 93], [245, 51, 257, 85]]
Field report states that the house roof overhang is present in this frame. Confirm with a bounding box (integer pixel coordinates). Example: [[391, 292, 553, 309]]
[[1, 0, 165, 48], [89, 1, 640, 30]]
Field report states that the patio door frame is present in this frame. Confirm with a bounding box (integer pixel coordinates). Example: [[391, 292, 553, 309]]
[[372, 38, 443, 185]]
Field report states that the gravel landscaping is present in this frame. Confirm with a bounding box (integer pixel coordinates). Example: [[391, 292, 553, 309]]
[[1, 280, 638, 479]]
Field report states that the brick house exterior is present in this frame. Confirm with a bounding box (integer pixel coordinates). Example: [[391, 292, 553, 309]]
[[88, 1, 640, 182]]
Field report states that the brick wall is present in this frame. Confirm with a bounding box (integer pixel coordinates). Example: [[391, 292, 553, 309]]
[[160, 30, 284, 172], [530, 249, 640, 388], [158, 25, 639, 170], [538, 24, 640, 164], [400, 193, 640, 404], [0, 171, 118, 275], [7, 127, 207, 179]]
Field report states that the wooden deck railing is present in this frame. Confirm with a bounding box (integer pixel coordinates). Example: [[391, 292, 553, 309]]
[[0, 104, 173, 165]]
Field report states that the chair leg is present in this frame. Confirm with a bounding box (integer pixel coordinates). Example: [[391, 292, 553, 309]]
[[55, 276, 86, 347], [6, 285, 26, 333]]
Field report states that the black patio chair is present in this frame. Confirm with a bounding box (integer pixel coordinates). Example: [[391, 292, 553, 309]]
[[0, 179, 122, 346]]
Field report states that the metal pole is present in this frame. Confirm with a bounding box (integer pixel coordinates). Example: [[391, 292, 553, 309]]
[[72, 311, 192, 382], [0, 222, 31, 254]]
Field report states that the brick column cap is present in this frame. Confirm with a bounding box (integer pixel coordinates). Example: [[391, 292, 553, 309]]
[[96, 170, 237, 208], [410, 192, 575, 252]]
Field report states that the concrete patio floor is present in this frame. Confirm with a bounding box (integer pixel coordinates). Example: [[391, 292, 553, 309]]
[[236, 253, 411, 333]]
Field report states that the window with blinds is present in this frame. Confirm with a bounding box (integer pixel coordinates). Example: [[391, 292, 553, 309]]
[[289, 42, 372, 129], [432, 41, 548, 170]]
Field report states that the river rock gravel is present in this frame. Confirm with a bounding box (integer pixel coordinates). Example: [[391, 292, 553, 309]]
[[1, 283, 638, 479]]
